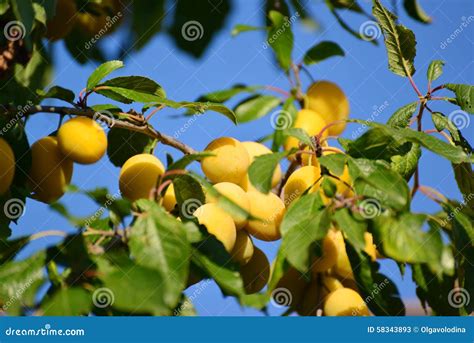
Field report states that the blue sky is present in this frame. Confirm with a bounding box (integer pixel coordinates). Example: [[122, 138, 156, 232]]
[[12, 0, 474, 315]]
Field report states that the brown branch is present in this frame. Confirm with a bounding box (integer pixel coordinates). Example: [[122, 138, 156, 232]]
[[411, 103, 426, 197], [0, 105, 197, 155]]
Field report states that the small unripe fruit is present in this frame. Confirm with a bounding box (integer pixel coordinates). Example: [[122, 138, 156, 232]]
[[245, 191, 285, 241], [162, 184, 177, 211], [311, 234, 338, 273], [201, 137, 250, 184], [283, 109, 328, 155], [57, 117, 107, 164], [306, 81, 350, 137], [119, 154, 165, 202], [240, 141, 282, 191], [193, 203, 236, 253], [231, 230, 254, 265], [45, 0, 77, 41], [0, 138, 15, 195], [283, 165, 321, 206], [30, 137, 73, 203], [241, 247, 270, 294], [207, 182, 250, 229], [323, 288, 369, 316]]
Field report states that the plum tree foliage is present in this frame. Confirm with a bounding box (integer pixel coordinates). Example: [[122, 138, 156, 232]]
[[0, 0, 473, 317]]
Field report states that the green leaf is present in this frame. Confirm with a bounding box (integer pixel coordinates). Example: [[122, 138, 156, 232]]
[[303, 41, 344, 65], [282, 128, 315, 149], [373, 213, 445, 267], [233, 95, 281, 123], [267, 10, 294, 71], [445, 84, 474, 114], [38, 86, 75, 104], [333, 208, 366, 251], [0, 236, 29, 265], [106, 127, 155, 167], [231, 24, 264, 37], [373, 0, 417, 77], [431, 111, 471, 153], [87, 60, 124, 90], [426, 60, 444, 82], [98, 256, 170, 315], [390, 143, 421, 180], [452, 164, 474, 208], [348, 158, 410, 211], [173, 174, 206, 220], [403, 0, 432, 24], [280, 194, 330, 273], [11, 0, 34, 41], [248, 151, 288, 193], [387, 102, 418, 128], [318, 153, 347, 177], [130, 201, 190, 308], [131, 1, 165, 51], [197, 85, 261, 103], [168, 152, 213, 171], [96, 76, 166, 104], [346, 244, 405, 316], [0, 252, 46, 315], [0, 0, 9, 15], [42, 288, 92, 316]]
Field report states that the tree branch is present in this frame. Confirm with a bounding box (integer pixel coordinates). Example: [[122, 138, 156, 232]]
[[0, 104, 197, 155]]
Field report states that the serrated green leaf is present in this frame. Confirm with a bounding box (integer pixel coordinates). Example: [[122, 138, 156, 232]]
[[333, 208, 366, 251], [445, 84, 474, 114], [248, 151, 288, 193], [452, 164, 474, 208], [267, 10, 294, 71], [234, 94, 281, 123], [373, 0, 417, 77], [87, 60, 124, 90], [318, 153, 347, 177], [280, 194, 330, 273], [303, 41, 344, 65], [173, 174, 206, 220], [106, 127, 155, 167], [130, 201, 190, 308], [387, 102, 418, 128], [38, 86, 75, 104], [427, 60, 444, 82], [197, 85, 262, 103], [96, 76, 166, 104], [390, 143, 421, 179]]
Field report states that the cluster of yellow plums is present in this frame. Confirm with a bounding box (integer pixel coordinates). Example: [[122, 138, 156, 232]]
[[45, 0, 123, 41]]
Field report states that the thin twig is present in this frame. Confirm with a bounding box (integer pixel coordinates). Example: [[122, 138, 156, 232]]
[[0, 105, 197, 155]]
